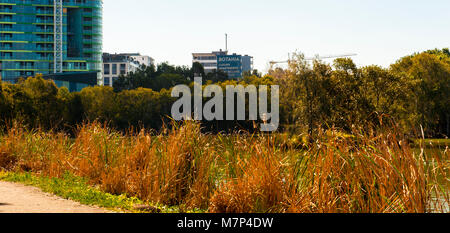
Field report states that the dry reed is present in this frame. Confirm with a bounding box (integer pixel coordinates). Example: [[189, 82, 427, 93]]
[[0, 121, 448, 213]]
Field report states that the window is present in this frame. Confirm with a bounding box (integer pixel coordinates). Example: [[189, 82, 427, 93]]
[[120, 64, 126, 74], [104, 64, 110, 75], [112, 64, 117, 75], [104, 77, 110, 86]]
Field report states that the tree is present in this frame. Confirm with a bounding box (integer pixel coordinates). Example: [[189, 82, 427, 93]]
[[206, 69, 229, 83], [150, 73, 190, 92], [18, 76, 63, 129], [192, 62, 206, 78], [0, 82, 11, 125], [115, 88, 166, 129], [79, 86, 117, 123], [391, 52, 450, 137], [277, 53, 397, 134], [113, 63, 191, 92], [279, 53, 314, 133], [243, 69, 262, 78], [57, 87, 84, 128]]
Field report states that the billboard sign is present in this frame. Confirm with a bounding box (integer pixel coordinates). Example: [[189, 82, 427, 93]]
[[217, 55, 242, 79]]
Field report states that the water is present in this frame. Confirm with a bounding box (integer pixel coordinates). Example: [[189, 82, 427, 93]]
[[415, 141, 450, 213]]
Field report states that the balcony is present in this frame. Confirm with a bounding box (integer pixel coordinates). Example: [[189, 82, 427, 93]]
[[35, 19, 54, 24], [35, 28, 54, 33]]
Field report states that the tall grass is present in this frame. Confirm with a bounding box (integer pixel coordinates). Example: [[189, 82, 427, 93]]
[[0, 121, 448, 213]]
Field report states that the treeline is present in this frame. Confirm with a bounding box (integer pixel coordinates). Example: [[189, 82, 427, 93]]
[[0, 49, 449, 137], [277, 49, 449, 137], [0, 77, 173, 132], [112, 62, 230, 92], [0, 60, 271, 134], [0, 74, 273, 134]]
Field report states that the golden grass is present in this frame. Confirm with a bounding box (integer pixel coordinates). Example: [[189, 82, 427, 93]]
[[0, 121, 448, 213]]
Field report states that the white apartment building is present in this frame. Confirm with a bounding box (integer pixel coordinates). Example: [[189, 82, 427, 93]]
[[102, 53, 154, 87], [129, 54, 154, 67]]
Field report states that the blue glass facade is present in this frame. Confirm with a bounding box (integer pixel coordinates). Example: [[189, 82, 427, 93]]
[[0, 0, 102, 83], [43, 71, 98, 92]]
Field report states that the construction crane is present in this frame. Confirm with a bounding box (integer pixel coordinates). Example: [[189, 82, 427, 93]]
[[54, 0, 63, 73], [269, 53, 357, 70]]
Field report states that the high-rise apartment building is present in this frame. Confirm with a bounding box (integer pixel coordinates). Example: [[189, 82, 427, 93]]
[[0, 0, 103, 84]]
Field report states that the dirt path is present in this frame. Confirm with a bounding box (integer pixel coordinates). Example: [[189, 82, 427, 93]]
[[0, 181, 110, 213]]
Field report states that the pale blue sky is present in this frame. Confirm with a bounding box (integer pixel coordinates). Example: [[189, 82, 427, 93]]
[[103, 0, 450, 72]]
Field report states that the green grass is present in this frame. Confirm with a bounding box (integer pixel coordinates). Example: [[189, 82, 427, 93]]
[[0, 171, 186, 213]]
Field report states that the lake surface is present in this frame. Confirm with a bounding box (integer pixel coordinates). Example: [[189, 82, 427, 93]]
[[415, 140, 450, 213]]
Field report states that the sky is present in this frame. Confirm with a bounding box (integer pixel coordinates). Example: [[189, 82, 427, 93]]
[[103, 0, 450, 72]]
